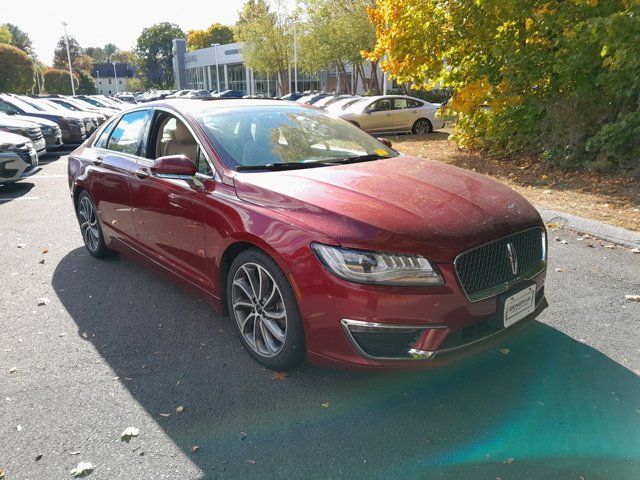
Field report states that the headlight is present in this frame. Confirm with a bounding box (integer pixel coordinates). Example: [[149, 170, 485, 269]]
[[0, 126, 25, 135], [312, 243, 444, 286]]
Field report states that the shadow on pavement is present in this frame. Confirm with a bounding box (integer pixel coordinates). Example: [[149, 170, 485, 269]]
[[0, 181, 35, 201], [53, 248, 640, 479]]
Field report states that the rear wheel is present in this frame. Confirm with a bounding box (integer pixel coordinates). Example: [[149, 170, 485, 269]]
[[76, 190, 113, 258], [227, 249, 306, 369], [412, 118, 433, 134]]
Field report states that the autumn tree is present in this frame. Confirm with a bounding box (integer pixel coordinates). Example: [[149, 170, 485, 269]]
[[136, 22, 185, 88], [187, 23, 234, 50], [235, 0, 292, 94], [53, 35, 83, 71], [367, 0, 640, 171], [43, 68, 78, 95], [0, 25, 13, 45], [2, 24, 33, 55], [0, 43, 33, 92]]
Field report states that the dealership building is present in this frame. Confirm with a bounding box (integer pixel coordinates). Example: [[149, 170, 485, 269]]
[[172, 39, 386, 96]]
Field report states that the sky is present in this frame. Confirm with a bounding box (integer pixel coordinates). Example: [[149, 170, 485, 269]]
[[2, 0, 255, 64]]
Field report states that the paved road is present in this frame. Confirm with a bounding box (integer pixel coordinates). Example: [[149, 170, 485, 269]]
[[1, 153, 639, 480]]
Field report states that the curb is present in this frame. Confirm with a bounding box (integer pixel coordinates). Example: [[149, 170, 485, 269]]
[[537, 207, 640, 249]]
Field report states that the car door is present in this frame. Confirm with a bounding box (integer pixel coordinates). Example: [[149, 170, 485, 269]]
[[392, 97, 416, 131], [128, 110, 212, 290], [88, 109, 150, 246], [363, 98, 395, 133]]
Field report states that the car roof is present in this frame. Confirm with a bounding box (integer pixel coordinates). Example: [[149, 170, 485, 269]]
[[136, 98, 305, 116]]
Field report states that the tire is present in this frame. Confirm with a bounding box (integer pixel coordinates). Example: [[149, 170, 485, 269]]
[[227, 248, 306, 370], [75, 190, 114, 258], [412, 118, 433, 135]]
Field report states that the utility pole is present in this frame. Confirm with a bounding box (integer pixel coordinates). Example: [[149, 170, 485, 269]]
[[112, 62, 119, 94], [211, 43, 221, 92], [96, 70, 100, 95], [62, 22, 76, 95]]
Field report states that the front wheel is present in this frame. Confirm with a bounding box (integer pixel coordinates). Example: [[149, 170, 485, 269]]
[[227, 249, 306, 370], [412, 118, 433, 135], [76, 190, 114, 258]]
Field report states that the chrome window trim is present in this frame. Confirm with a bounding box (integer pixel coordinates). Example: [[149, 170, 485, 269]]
[[453, 226, 547, 303]]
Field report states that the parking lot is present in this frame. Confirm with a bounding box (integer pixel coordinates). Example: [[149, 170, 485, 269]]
[[1, 151, 640, 479]]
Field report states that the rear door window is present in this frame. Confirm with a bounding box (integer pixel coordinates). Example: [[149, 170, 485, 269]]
[[106, 110, 149, 155]]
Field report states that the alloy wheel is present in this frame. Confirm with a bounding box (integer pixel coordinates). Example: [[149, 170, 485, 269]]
[[231, 262, 287, 357], [414, 119, 431, 134], [78, 196, 100, 253]]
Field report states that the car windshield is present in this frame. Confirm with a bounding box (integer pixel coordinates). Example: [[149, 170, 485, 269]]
[[197, 105, 398, 170]]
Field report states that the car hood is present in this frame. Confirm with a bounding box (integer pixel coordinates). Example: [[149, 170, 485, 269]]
[[233, 157, 542, 262], [0, 116, 40, 129], [12, 115, 58, 128], [0, 130, 31, 145]]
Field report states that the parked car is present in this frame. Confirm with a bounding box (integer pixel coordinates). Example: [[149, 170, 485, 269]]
[[0, 131, 40, 184], [17, 96, 104, 134], [312, 94, 354, 109], [0, 114, 47, 155], [4, 114, 63, 151], [167, 90, 191, 99], [339, 95, 445, 134], [68, 99, 547, 370], [213, 90, 244, 98], [0, 94, 85, 144], [46, 96, 117, 118], [183, 90, 212, 98], [324, 96, 368, 113], [280, 92, 304, 101]]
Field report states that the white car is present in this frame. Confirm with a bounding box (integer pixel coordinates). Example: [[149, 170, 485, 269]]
[[338, 95, 445, 135], [0, 131, 40, 184]]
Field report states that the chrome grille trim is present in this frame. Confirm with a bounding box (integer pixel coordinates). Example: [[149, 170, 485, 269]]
[[454, 227, 547, 303]]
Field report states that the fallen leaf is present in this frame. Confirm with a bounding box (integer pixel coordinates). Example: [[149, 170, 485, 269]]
[[541, 174, 549, 180], [631, 248, 640, 254], [240, 432, 248, 440], [41, 248, 49, 254], [9, 367, 16, 374], [555, 268, 564, 273], [504, 457, 514, 464], [16, 243, 26, 248], [625, 295, 640, 302], [272, 371, 289, 381], [500, 348, 510, 356], [159, 413, 170, 418], [16, 425, 22, 431], [39, 259, 45, 264], [120, 427, 139, 442], [0, 468, 4, 478], [37, 298, 51, 307], [246, 460, 256, 464], [69, 451, 81, 455], [321, 402, 330, 408], [560, 240, 569, 245], [35, 454, 43, 462], [191, 445, 199, 453], [70, 461, 95, 477], [546, 222, 560, 229], [176, 405, 185, 413]]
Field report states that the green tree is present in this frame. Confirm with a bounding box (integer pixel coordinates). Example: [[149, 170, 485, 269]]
[[187, 23, 234, 50], [235, 0, 292, 93], [135, 22, 185, 88], [43, 68, 78, 94], [77, 71, 97, 94], [0, 25, 12, 44], [0, 43, 33, 92], [298, 0, 379, 94], [2, 24, 33, 55], [53, 35, 83, 70]]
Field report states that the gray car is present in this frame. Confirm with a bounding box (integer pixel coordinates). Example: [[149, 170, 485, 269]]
[[0, 131, 40, 184], [339, 95, 445, 135], [0, 114, 47, 155]]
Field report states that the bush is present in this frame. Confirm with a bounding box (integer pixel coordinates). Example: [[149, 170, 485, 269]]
[[0, 43, 33, 92], [43, 68, 78, 95]]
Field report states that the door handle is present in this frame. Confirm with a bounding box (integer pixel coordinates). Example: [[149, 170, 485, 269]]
[[93, 156, 103, 166], [134, 168, 150, 179]]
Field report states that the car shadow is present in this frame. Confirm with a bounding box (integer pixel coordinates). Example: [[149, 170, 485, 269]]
[[0, 181, 35, 202], [52, 248, 640, 479]]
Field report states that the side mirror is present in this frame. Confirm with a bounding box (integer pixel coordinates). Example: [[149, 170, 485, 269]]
[[151, 155, 197, 178], [377, 137, 393, 149]]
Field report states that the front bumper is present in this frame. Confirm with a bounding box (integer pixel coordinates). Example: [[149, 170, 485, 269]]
[[293, 256, 547, 369], [0, 147, 40, 184], [60, 124, 86, 144]]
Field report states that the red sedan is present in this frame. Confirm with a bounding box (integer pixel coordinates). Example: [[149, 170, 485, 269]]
[[67, 99, 547, 369]]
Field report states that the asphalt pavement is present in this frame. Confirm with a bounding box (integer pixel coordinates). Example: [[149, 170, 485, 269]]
[[1, 152, 639, 480]]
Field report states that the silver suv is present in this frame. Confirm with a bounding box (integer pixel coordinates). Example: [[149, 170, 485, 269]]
[[0, 131, 41, 185]]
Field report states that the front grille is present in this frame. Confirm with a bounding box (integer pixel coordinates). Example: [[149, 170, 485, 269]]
[[455, 228, 545, 302], [343, 320, 425, 359], [26, 128, 43, 142], [16, 144, 34, 166]]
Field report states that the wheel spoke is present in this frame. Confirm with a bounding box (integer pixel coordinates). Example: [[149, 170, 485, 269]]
[[263, 307, 286, 320], [242, 265, 259, 300], [260, 319, 279, 353], [262, 316, 285, 342], [232, 300, 254, 309], [233, 278, 253, 301]]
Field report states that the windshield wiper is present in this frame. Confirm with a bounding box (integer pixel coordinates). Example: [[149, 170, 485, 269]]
[[236, 161, 340, 172], [331, 153, 391, 164]]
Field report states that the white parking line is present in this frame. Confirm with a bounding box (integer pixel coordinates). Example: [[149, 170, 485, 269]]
[[0, 196, 40, 202], [32, 175, 68, 179]]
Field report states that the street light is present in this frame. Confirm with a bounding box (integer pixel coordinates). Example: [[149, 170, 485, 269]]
[[112, 62, 119, 94], [61, 22, 76, 95], [211, 43, 220, 92], [293, 24, 298, 93]]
